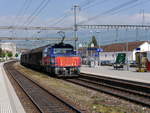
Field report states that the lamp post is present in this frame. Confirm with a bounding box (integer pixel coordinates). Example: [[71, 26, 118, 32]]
[[91, 43, 94, 57], [83, 41, 89, 65], [78, 43, 82, 56], [126, 29, 129, 71], [90, 43, 94, 67], [96, 31, 101, 66]]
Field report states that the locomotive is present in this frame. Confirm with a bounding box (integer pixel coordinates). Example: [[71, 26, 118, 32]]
[[20, 42, 81, 77]]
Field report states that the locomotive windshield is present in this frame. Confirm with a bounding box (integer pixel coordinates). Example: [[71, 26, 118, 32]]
[[53, 48, 73, 54]]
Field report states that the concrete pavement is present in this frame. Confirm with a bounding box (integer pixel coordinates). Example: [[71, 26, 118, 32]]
[[0, 62, 25, 113], [81, 65, 150, 83]]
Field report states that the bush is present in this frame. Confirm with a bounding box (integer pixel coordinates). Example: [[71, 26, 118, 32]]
[[15, 53, 18, 57], [7, 51, 13, 57], [1, 51, 6, 58]]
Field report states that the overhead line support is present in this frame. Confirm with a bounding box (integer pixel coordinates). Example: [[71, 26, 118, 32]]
[[0, 26, 73, 31], [77, 24, 150, 29], [73, 5, 80, 50], [0, 37, 76, 41]]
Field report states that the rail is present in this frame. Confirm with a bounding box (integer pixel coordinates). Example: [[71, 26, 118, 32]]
[[4, 61, 82, 113]]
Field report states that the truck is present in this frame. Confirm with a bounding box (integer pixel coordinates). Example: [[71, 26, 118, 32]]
[[113, 53, 126, 69]]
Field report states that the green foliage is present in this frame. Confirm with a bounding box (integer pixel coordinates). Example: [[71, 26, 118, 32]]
[[88, 35, 98, 47], [0, 49, 13, 58], [15, 53, 18, 57], [0, 48, 2, 57], [7, 51, 13, 57], [1, 51, 6, 58]]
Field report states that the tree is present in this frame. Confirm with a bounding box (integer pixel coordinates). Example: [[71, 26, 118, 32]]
[[0, 48, 2, 57], [2, 51, 6, 58], [88, 35, 98, 47], [7, 51, 13, 58], [15, 53, 18, 57]]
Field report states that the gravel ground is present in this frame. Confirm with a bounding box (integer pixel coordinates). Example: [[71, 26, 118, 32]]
[[14, 62, 150, 113]]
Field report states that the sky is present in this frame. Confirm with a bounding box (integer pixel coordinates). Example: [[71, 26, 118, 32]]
[[0, 0, 150, 48]]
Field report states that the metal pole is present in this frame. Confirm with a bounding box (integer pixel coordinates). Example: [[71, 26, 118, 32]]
[[73, 5, 80, 51], [96, 31, 101, 66], [86, 42, 88, 65], [126, 29, 129, 71], [99, 37, 101, 66], [115, 28, 118, 43], [142, 9, 145, 25], [73, 5, 77, 50], [136, 28, 139, 41]]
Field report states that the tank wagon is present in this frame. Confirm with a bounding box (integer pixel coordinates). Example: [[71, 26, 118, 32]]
[[20, 42, 81, 77]]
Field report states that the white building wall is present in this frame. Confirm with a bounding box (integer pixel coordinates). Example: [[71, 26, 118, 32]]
[[100, 42, 150, 62], [100, 52, 116, 62], [0, 42, 16, 56], [100, 51, 133, 62], [147, 52, 150, 61], [132, 42, 150, 61], [139, 42, 150, 52]]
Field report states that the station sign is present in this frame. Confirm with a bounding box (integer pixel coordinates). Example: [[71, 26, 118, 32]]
[[136, 48, 141, 51], [87, 48, 103, 52], [96, 48, 103, 52]]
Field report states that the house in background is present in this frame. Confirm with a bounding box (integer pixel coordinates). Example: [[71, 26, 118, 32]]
[[0, 42, 16, 56], [79, 41, 150, 62], [100, 41, 150, 62]]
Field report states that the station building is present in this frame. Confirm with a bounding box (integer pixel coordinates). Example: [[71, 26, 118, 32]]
[[0, 42, 16, 56], [100, 41, 150, 62], [79, 41, 150, 62]]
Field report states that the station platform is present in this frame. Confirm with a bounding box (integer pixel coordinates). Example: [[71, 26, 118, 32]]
[[81, 65, 150, 84], [0, 62, 25, 113]]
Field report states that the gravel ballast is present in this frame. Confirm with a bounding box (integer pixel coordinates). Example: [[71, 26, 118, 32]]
[[14, 62, 150, 113]]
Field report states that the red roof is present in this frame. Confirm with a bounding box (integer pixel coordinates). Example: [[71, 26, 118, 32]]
[[100, 41, 146, 52]]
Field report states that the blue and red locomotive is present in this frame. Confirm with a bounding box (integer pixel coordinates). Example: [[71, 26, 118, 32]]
[[20, 42, 81, 77]]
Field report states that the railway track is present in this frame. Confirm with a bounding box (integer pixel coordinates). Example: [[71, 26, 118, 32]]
[[4, 61, 82, 113], [66, 73, 150, 108]]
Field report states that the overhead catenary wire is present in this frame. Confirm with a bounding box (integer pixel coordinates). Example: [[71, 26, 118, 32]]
[[19, 0, 33, 26], [77, 0, 111, 24], [23, 0, 47, 26], [11, 0, 33, 40], [46, 0, 99, 27], [23, 0, 51, 26], [12, 0, 29, 26], [26, 0, 51, 26], [67, 0, 119, 27], [100, 0, 150, 27], [48, 10, 72, 26], [24, 0, 51, 39], [82, 0, 110, 10], [80, 0, 98, 8], [110, 0, 149, 16], [11, 0, 29, 38], [78, 0, 138, 25]]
